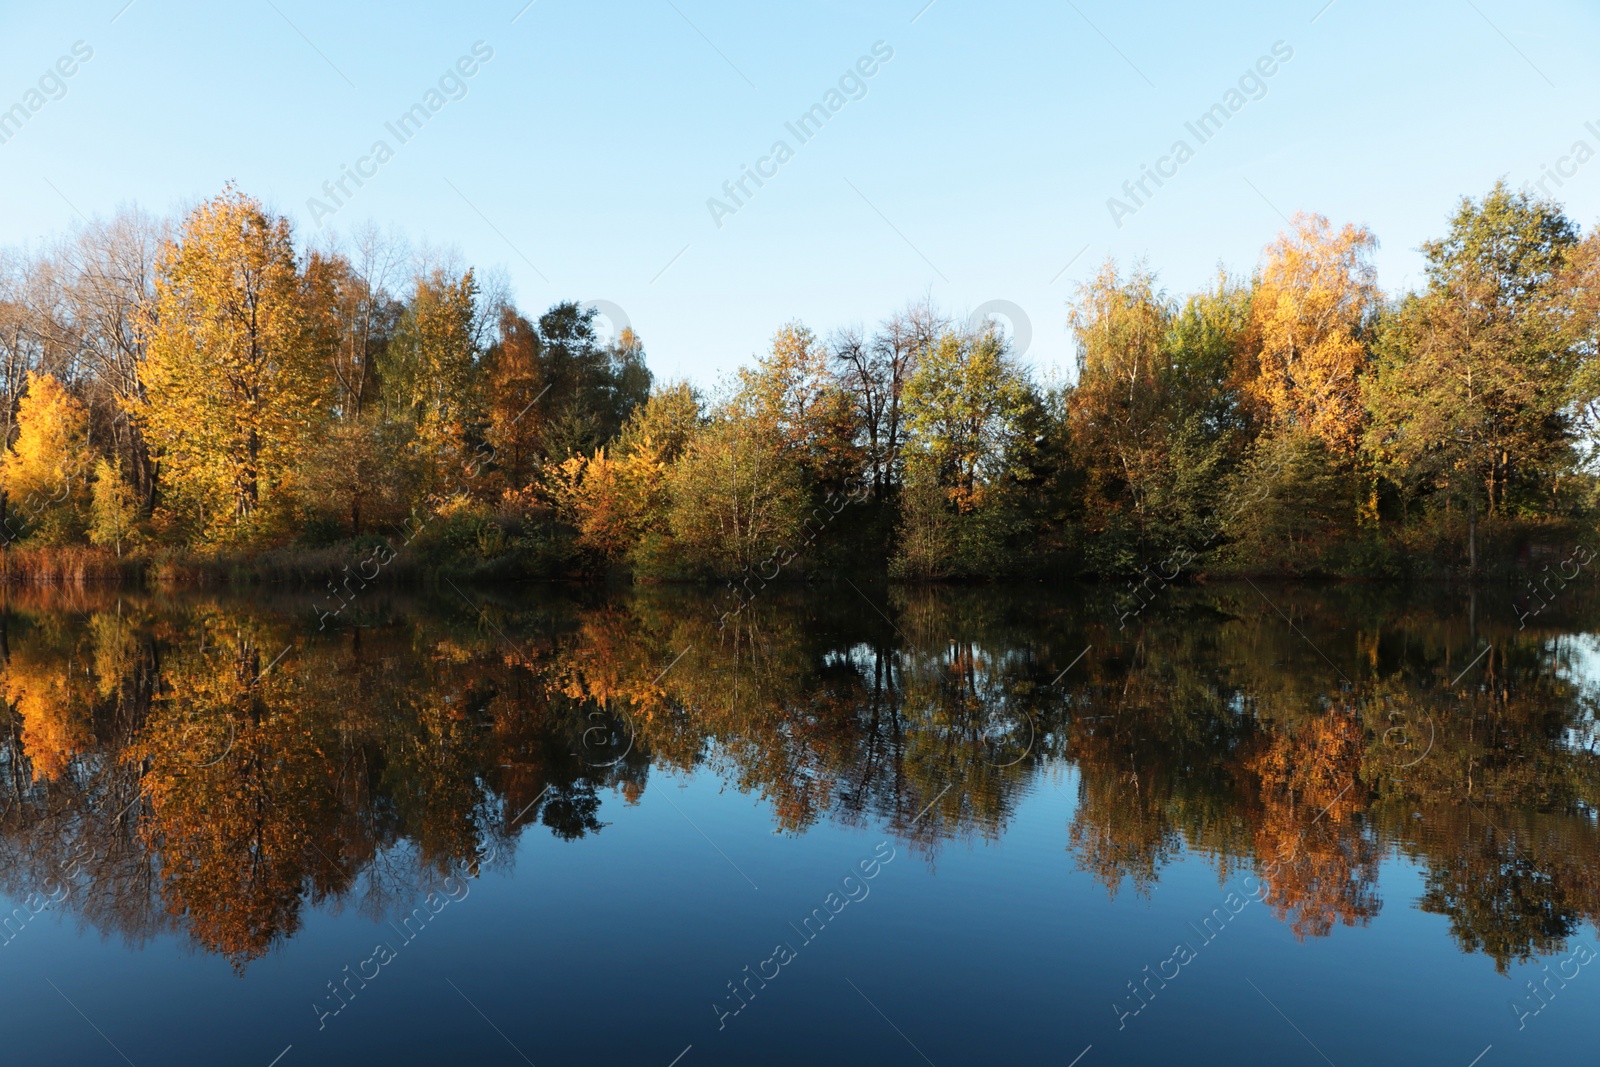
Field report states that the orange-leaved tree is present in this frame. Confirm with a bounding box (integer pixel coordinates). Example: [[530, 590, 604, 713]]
[[1247, 212, 1377, 457]]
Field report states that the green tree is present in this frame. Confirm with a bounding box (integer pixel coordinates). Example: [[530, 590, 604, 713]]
[[616, 380, 701, 462], [901, 329, 1033, 512], [890, 463, 957, 579], [895, 327, 1035, 576], [1220, 428, 1359, 576], [1066, 263, 1236, 571], [480, 303, 651, 492], [1363, 183, 1580, 570], [665, 417, 806, 578]]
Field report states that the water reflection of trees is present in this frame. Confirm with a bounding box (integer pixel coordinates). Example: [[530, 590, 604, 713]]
[[0, 583, 1595, 972]]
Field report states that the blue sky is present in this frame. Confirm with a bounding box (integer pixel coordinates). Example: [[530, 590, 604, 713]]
[[1, 0, 1596, 386]]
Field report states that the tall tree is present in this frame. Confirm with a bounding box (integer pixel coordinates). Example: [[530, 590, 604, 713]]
[[894, 326, 1035, 577], [1247, 213, 1378, 457], [384, 268, 482, 438], [736, 322, 858, 493], [133, 188, 329, 538], [35, 209, 167, 510], [1364, 184, 1579, 569], [1067, 262, 1175, 544], [831, 300, 947, 496], [301, 232, 402, 420], [482, 302, 650, 483], [0, 253, 54, 459]]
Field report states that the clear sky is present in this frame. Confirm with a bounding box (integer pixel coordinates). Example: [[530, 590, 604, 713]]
[[1, 0, 1596, 386]]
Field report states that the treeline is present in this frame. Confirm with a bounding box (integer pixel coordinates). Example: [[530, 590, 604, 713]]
[[0, 181, 1597, 583]]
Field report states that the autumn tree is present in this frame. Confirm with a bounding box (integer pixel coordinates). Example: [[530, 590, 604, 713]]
[[133, 188, 330, 540], [0, 372, 92, 545], [894, 327, 1035, 576], [734, 322, 859, 493], [296, 417, 420, 538], [482, 303, 650, 494], [666, 417, 806, 577], [1556, 230, 1600, 480], [1364, 184, 1580, 569], [0, 254, 61, 465], [1067, 262, 1179, 566], [482, 306, 547, 496], [36, 208, 167, 510], [551, 445, 666, 566], [89, 456, 141, 557], [383, 267, 483, 491], [301, 236, 402, 420], [1247, 213, 1378, 456], [891, 471, 957, 579], [617, 380, 700, 462], [1166, 271, 1255, 443], [901, 329, 1033, 511], [550, 382, 701, 569]]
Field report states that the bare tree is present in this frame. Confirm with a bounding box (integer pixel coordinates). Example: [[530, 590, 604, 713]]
[[309, 222, 408, 419], [830, 298, 947, 496], [29, 208, 168, 509], [0, 256, 44, 453]]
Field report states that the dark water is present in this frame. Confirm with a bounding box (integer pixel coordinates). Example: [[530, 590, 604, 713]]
[[0, 580, 1596, 1066]]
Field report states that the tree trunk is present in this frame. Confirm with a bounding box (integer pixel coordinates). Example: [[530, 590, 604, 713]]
[[1467, 495, 1478, 576]]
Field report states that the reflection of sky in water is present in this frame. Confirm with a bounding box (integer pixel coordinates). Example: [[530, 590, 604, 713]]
[[1552, 634, 1600, 758], [1, 585, 1599, 1064]]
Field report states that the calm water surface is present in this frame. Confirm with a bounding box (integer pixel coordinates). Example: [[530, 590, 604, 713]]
[[0, 581, 1596, 1065]]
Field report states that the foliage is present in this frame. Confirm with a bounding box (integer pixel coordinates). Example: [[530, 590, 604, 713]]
[[0, 583, 1595, 975], [1, 372, 92, 545], [1364, 184, 1582, 568], [132, 187, 330, 542], [1246, 213, 1378, 456], [1218, 428, 1359, 576], [664, 418, 806, 578], [902, 328, 1034, 512], [0, 181, 1597, 583], [89, 456, 141, 556]]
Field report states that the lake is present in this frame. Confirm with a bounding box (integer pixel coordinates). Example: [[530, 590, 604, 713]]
[[0, 580, 1595, 1065]]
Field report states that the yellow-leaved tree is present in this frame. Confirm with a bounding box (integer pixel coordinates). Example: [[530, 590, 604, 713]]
[[734, 323, 860, 491], [384, 267, 483, 498], [1248, 212, 1378, 456], [551, 444, 667, 564], [667, 417, 806, 578], [0, 372, 92, 545], [89, 456, 142, 557], [133, 187, 329, 541], [550, 382, 700, 568]]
